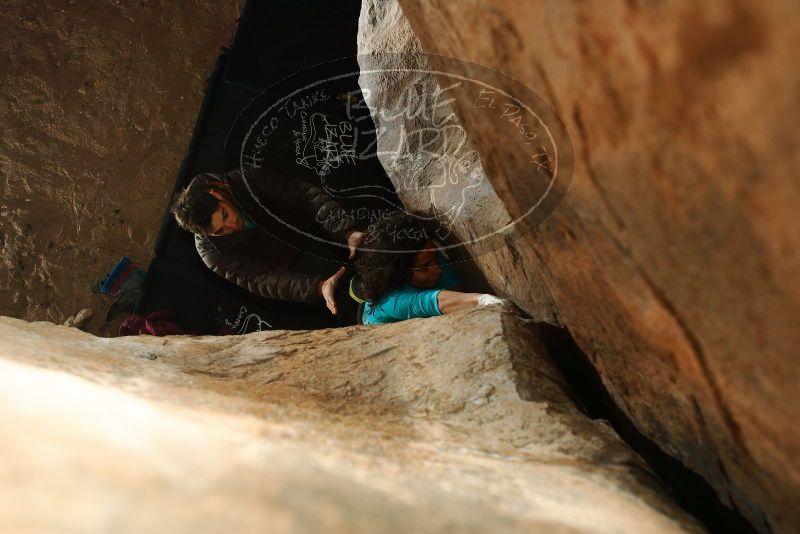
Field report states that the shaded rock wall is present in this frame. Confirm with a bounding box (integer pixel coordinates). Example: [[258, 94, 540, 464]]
[[358, 0, 800, 532], [0, 312, 702, 533], [0, 1, 241, 334]]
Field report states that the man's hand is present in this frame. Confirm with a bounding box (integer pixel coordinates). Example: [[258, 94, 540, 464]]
[[320, 266, 346, 315], [346, 230, 363, 260]]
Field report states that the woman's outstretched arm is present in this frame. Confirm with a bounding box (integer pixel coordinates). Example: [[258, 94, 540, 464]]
[[437, 291, 505, 315]]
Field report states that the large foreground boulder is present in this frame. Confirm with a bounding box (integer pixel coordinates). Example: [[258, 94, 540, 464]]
[[357, 0, 800, 532], [0, 312, 701, 533]]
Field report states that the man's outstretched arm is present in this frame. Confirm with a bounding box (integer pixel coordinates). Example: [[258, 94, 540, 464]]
[[196, 235, 323, 303]]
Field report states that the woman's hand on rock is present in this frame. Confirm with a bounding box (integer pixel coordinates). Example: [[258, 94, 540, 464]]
[[477, 294, 520, 315]]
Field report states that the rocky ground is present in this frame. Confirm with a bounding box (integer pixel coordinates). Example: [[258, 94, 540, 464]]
[[0, 0, 242, 335], [0, 309, 703, 533]]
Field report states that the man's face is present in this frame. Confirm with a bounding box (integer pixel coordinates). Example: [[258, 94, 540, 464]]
[[207, 190, 244, 236], [409, 240, 443, 288]]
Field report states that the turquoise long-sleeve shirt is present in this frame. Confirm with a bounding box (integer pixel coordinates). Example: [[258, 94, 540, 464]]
[[362, 252, 461, 325]]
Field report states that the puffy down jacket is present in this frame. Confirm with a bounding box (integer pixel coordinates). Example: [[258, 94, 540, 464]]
[[192, 165, 356, 303]]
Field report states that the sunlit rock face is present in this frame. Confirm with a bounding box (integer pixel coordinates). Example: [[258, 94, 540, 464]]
[[356, 0, 560, 323], [0, 313, 701, 533], [358, 1, 800, 532]]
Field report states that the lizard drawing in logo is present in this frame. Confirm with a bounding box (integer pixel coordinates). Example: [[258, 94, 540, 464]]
[[225, 306, 272, 334], [297, 112, 357, 177], [295, 111, 402, 208]]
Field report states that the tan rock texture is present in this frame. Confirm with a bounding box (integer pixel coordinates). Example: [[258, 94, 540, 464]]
[[0, 312, 703, 533], [0, 1, 241, 335], [358, 0, 800, 532], [356, 1, 559, 322], [356, 2, 509, 242]]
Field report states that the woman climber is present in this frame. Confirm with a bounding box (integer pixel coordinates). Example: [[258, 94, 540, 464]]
[[352, 211, 508, 325]]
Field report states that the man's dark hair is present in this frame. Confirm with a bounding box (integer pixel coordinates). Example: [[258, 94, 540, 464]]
[[355, 211, 439, 302], [171, 176, 225, 236]]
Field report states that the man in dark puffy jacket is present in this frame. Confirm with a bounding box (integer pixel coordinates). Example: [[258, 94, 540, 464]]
[[171, 163, 362, 318]]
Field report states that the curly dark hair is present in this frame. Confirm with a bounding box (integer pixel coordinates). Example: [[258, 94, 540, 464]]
[[170, 175, 229, 235], [355, 211, 439, 302]]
